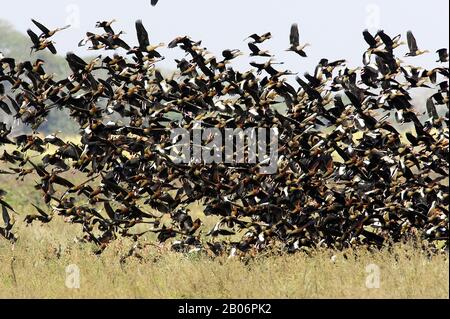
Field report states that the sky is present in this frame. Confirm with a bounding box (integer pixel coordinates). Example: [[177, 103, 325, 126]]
[[0, 0, 449, 73]]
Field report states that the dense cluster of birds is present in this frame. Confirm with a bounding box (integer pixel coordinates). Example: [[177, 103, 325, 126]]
[[0, 18, 448, 258]]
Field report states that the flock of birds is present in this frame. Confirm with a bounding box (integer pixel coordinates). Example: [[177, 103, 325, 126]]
[[0, 15, 448, 258]]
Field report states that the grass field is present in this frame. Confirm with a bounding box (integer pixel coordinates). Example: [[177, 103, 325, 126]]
[[0, 144, 449, 299], [1, 224, 448, 298]]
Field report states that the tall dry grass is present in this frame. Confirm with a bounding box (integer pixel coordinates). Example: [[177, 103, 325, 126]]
[[0, 149, 448, 299], [0, 217, 448, 299]]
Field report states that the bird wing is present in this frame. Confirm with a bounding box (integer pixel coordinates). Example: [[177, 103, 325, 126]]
[[47, 43, 57, 55], [31, 204, 50, 218], [27, 29, 40, 45], [248, 42, 259, 54], [1, 204, 10, 226], [407, 31, 418, 53], [363, 30, 377, 48], [0, 100, 12, 115], [290, 23, 299, 47], [375, 56, 388, 75], [7, 95, 20, 113], [426, 97, 439, 120], [377, 30, 393, 47], [437, 48, 448, 60], [104, 202, 116, 220], [66, 52, 87, 71], [136, 20, 150, 51], [151, 0, 159, 6], [115, 38, 131, 50], [31, 19, 51, 36]]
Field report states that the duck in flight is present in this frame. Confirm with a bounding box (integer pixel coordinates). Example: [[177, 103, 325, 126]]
[[406, 31, 429, 57], [27, 19, 70, 55], [31, 19, 70, 39], [287, 23, 310, 57]]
